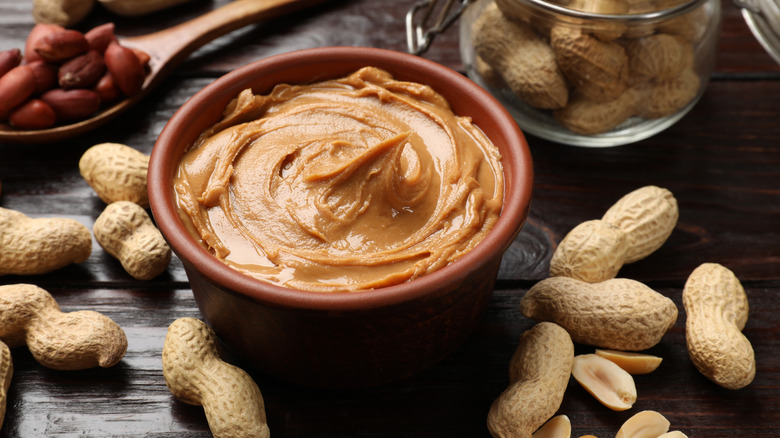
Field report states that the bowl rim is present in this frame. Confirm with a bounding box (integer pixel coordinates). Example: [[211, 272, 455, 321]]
[[148, 46, 533, 312]]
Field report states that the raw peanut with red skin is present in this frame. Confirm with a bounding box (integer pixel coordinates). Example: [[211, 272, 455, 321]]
[[132, 48, 151, 69], [41, 88, 101, 121], [94, 71, 121, 104], [0, 49, 22, 78], [104, 41, 144, 96], [0, 65, 36, 119], [9, 99, 57, 129], [85, 22, 117, 54], [24, 23, 65, 63], [58, 50, 106, 89], [27, 60, 58, 93], [34, 29, 89, 62]]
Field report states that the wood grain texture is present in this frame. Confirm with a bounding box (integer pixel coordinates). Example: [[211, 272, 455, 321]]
[[1, 0, 779, 436]]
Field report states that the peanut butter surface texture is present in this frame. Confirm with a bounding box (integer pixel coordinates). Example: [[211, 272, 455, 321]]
[[174, 67, 504, 291]]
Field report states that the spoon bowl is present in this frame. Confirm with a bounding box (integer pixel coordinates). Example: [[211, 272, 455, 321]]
[[0, 0, 331, 145]]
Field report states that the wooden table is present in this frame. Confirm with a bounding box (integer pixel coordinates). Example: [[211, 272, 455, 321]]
[[1, 0, 778, 436]]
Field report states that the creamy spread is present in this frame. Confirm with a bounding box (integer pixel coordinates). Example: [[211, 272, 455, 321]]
[[174, 67, 504, 292]]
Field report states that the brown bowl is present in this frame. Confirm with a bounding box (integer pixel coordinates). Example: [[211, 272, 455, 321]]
[[148, 46, 533, 388]]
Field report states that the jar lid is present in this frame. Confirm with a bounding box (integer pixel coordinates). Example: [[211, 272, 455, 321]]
[[737, 0, 780, 64]]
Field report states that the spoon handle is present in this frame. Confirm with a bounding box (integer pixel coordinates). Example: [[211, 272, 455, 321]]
[[124, 0, 330, 75]]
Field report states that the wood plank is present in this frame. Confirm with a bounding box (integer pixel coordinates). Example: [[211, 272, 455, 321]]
[[1, 285, 776, 437]]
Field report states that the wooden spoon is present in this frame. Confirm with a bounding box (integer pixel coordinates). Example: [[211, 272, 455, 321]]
[[0, 0, 331, 145]]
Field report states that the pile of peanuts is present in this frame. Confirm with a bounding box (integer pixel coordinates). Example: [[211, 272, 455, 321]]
[[0, 23, 149, 130]]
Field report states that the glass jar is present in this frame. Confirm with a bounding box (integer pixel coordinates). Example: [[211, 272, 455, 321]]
[[459, 0, 722, 147]]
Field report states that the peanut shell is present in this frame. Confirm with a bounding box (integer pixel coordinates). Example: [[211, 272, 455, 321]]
[[473, 3, 568, 110], [601, 185, 678, 264], [488, 322, 574, 438], [521, 276, 678, 351], [683, 263, 755, 389]]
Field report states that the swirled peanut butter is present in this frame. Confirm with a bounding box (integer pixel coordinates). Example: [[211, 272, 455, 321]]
[[174, 67, 503, 292]]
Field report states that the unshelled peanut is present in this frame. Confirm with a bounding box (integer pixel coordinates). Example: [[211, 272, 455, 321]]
[[93, 201, 171, 280], [550, 185, 678, 282], [521, 276, 678, 351], [0, 340, 11, 431], [627, 33, 693, 83], [487, 322, 574, 438], [79, 142, 150, 207], [550, 219, 628, 282], [601, 185, 679, 263], [469, 0, 708, 136], [33, 0, 96, 27], [567, 0, 629, 41], [636, 68, 700, 119], [683, 263, 755, 389], [553, 88, 638, 135], [163, 317, 270, 438], [472, 3, 568, 110], [550, 25, 630, 103], [572, 353, 636, 411], [657, 0, 710, 42], [0, 284, 127, 370], [0, 207, 92, 276]]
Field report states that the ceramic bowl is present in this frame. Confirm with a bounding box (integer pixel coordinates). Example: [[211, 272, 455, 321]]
[[148, 46, 533, 388]]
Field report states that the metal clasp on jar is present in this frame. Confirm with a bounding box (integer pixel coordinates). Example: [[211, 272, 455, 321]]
[[406, 0, 473, 55], [734, 0, 780, 64]]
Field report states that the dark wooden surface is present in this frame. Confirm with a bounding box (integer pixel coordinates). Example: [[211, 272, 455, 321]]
[[1, 0, 779, 436]]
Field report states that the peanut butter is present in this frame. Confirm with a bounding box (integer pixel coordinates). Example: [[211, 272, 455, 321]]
[[174, 67, 504, 292]]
